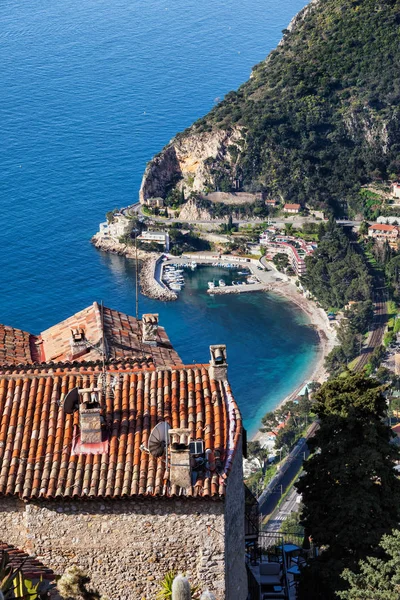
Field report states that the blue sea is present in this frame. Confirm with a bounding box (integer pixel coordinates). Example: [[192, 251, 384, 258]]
[[0, 0, 316, 436]]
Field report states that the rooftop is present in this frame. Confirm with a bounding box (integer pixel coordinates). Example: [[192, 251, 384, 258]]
[[283, 203, 301, 210], [0, 542, 56, 581], [0, 361, 241, 501], [0, 303, 182, 369], [369, 223, 398, 232]]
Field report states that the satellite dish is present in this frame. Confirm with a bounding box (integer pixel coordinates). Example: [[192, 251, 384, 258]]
[[63, 387, 80, 414], [148, 422, 171, 457]]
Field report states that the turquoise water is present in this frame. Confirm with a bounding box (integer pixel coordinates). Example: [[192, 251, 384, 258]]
[[0, 0, 316, 435]]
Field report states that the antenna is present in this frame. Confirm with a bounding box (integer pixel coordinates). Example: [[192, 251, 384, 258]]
[[146, 422, 171, 457], [63, 387, 80, 414]]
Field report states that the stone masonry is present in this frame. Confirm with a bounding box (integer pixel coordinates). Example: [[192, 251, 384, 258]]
[[0, 497, 226, 600]]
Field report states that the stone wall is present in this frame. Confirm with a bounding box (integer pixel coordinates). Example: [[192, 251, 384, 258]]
[[224, 438, 247, 600], [0, 498, 26, 548], [0, 498, 227, 600]]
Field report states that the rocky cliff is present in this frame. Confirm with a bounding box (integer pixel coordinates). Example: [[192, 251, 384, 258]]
[[140, 128, 243, 204], [139, 0, 400, 215]]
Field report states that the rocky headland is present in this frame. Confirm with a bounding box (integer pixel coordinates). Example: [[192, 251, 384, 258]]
[[138, 0, 400, 214]]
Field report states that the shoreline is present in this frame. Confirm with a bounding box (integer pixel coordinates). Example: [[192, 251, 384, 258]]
[[91, 239, 336, 440], [251, 280, 336, 444]]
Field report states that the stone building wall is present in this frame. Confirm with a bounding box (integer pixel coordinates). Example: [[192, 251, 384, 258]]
[[0, 498, 226, 600], [0, 498, 27, 547], [224, 437, 247, 600]]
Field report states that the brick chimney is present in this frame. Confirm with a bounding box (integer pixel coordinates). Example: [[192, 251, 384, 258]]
[[209, 344, 228, 380], [169, 428, 192, 490], [142, 313, 159, 346], [69, 327, 89, 360], [79, 391, 102, 444]]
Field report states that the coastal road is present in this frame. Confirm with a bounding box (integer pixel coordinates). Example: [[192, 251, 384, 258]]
[[265, 486, 301, 533], [258, 421, 319, 519], [126, 203, 362, 229]]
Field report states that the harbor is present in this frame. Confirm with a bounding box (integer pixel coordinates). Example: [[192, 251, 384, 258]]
[[158, 253, 276, 296]]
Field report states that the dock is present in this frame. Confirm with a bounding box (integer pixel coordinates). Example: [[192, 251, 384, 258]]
[[207, 282, 268, 295]]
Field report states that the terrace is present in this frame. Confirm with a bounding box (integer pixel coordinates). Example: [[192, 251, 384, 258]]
[[246, 531, 317, 600]]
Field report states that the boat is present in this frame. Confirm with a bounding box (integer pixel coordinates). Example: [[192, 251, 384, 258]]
[[219, 279, 226, 287], [190, 261, 197, 269], [208, 281, 215, 289], [169, 282, 182, 291]]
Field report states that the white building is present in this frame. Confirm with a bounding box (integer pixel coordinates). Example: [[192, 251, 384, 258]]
[[391, 182, 400, 199], [99, 213, 131, 241], [137, 230, 170, 251]]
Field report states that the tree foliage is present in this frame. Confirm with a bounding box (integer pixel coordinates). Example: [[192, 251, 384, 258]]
[[301, 221, 372, 309], [188, 0, 400, 213], [338, 530, 400, 600], [296, 373, 400, 599]]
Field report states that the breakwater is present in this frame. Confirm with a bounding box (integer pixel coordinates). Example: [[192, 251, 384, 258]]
[[140, 257, 178, 301], [207, 282, 268, 295]]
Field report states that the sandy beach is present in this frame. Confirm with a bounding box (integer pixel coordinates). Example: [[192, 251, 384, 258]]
[[251, 273, 337, 444]]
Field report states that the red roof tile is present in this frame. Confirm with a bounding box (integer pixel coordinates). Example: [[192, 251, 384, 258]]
[[0, 363, 241, 500], [0, 325, 39, 366], [369, 223, 398, 232], [284, 203, 301, 210], [0, 542, 56, 581], [0, 303, 182, 369]]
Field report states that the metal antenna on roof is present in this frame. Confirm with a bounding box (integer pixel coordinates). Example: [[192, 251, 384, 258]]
[[132, 228, 140, 322], [100, 300, 106, 376]]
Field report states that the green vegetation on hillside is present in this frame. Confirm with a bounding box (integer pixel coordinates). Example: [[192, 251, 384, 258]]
[[188, 0, 400, 213], [300, 220, 372, 308]]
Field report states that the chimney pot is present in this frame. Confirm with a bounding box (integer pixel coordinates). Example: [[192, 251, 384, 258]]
[[142, 313, 159, 346], [168, 428, 192, 490], [209, 344, 228, 380]]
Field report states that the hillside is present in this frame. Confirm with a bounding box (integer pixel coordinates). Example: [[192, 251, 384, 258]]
[[140, 0, 400, 215]]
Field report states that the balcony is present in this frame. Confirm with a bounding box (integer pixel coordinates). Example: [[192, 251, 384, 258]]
[[246, 531, 316, 600]]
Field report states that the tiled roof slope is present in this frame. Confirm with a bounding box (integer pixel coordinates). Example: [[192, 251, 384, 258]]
[[0, 364, 241, 500], [0, 325, 38, 366], [0, 542, 56, 581], [0, 303, 181, 369]]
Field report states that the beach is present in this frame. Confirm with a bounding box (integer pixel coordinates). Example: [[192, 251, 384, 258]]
[[251, 276, 337, 443]]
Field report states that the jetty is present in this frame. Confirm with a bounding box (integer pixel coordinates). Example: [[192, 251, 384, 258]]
[[206, 282, 268, 295]]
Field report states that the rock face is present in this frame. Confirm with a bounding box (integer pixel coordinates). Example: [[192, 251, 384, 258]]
[[179, 198, 214, 222], [139, 0, 400, 212], [139, 128, 243, 204]]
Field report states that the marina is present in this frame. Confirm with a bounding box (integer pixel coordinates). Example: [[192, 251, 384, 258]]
[[158, 253, 268, 295]]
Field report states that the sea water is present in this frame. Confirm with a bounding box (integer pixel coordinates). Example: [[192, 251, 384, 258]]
[[0, 0, 316, 435]]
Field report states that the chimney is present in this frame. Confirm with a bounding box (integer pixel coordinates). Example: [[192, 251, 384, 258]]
[[142, 313, 159, 346], [79, 390, 102, 444], [168, 428, 192, 490], [209, 344, 228, 380], [69, 327, 89, 360]]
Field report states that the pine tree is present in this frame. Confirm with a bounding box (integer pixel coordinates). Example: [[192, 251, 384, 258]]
[[296, 373, 400, 599], [338, 530, 400, 599]]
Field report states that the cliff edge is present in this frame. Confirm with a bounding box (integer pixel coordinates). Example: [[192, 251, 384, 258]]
[[140, 0, 400, 214]]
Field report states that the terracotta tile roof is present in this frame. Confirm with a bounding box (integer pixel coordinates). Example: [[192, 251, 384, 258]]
[[0, 325, 39, 366], [0, 542, 56, 581], [0, 303, 182, 369], [284, 203, 301, 210], [0, 363, 241, 500], [369, 223, 398, 233]]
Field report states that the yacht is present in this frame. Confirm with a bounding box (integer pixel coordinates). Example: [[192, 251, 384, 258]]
[[219, 279, 226, 287], [208, 281, 215, 290]]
